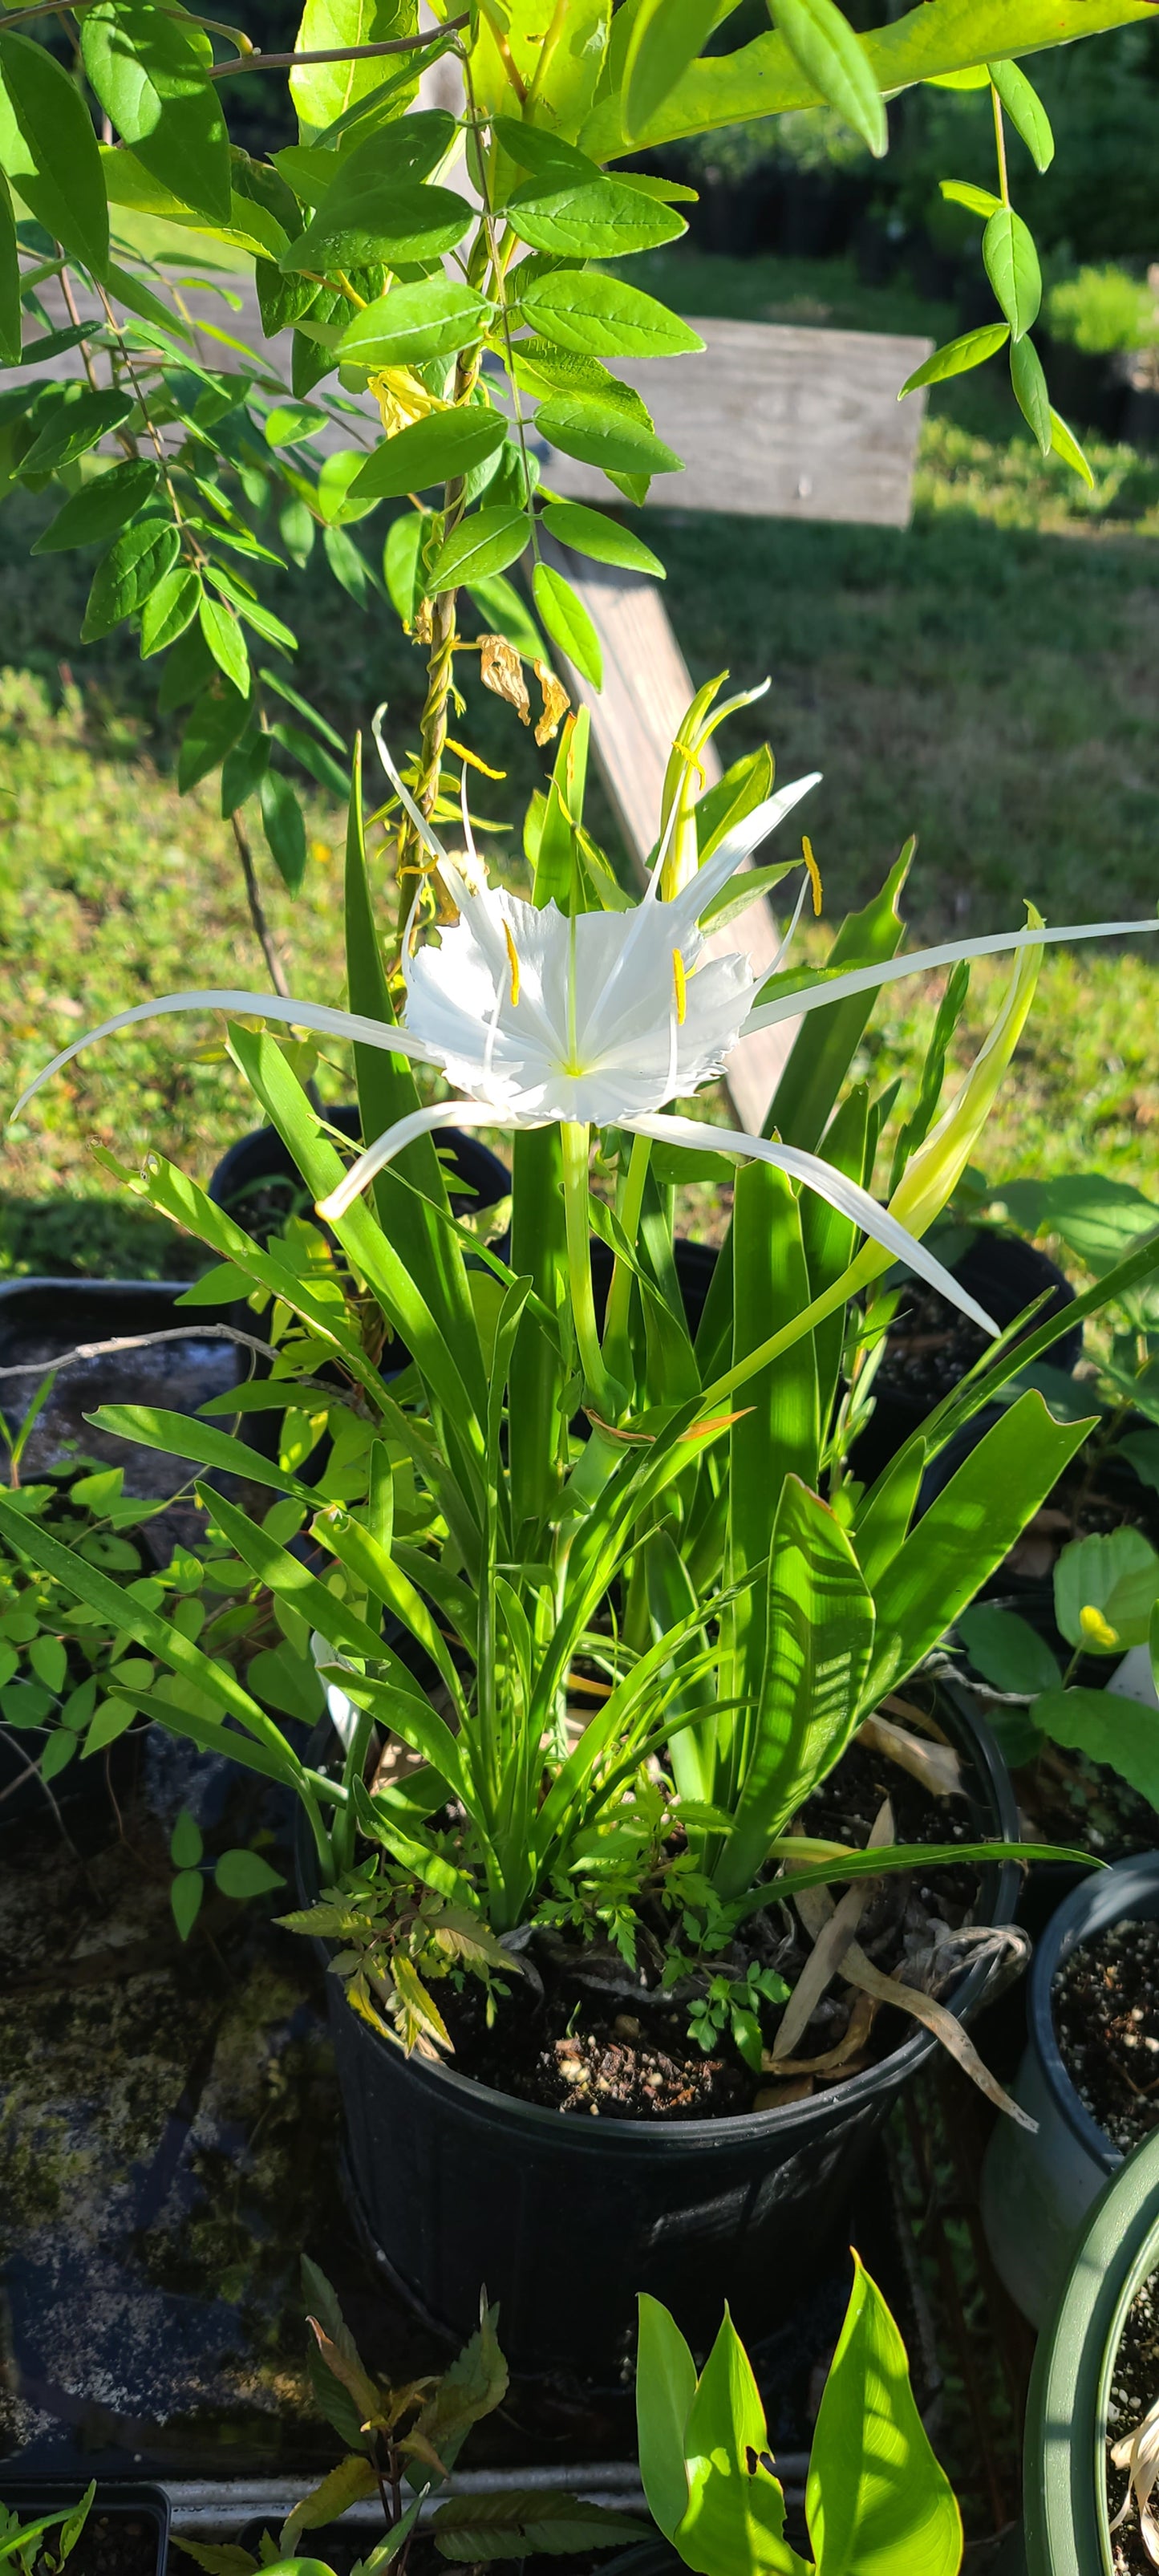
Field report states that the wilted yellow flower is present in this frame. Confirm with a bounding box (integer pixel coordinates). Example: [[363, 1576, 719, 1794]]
[[479, 634, 530, 724], [367, 368, 446, 437], [533, 659, 569, 746]]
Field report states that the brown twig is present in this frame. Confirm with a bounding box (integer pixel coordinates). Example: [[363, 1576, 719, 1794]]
[[232, 806, 291, 1000], [205, 16, 468, 75], [55, 260, 101, 395], [0, 1324, 298, 1380]]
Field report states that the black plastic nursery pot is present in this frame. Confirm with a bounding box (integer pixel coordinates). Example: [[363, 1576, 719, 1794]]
[[850, 1230, 1081, 1492], [0, 2482, 171, 2576], [297, 1690, 1019, 2379], [208, 1110, 511, 1242], [981, 1853, 1159, 2334], [1021, 2125, 1159, 2576]]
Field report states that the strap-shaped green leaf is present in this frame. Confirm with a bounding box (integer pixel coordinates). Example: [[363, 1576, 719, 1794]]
[[715, 1476, 875, 1900], [807, 2256, 962, 2574], [864, 1389, 1093, 1703], [765, 846, 910, 1154]]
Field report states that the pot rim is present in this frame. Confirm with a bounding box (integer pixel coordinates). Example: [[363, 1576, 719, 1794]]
[[298, 1679, 1021, 2151], [1023, 2127, 1159, 2576], [1027, 1852, 1159, 2179]]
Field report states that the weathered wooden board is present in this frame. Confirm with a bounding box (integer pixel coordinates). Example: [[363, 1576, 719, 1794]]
[[527, 318, 932, 528], [536, 533, 799, 1136]]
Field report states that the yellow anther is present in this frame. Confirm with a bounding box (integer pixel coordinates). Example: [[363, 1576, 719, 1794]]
[[504, 920, 521, 1009], [802, 834, 823, 917], [672, 947, 687, 1025]]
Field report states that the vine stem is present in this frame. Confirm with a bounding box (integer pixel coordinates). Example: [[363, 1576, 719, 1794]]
[[991, 82, 1011, 208], [205, 16, 468, 75]]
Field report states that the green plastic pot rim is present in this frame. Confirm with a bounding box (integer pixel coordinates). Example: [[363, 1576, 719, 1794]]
[[1024, 2129, 1159, 2576], [302, 1679, 1020, 2151]]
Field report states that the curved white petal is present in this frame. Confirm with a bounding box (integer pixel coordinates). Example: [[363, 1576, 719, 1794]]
[[618, 1111, 999, 1335], [667, 772, 822, 935], [10, 992, 441, 1126], [318, 1098, 535, 1223], [741, 916, 1159, 1036]]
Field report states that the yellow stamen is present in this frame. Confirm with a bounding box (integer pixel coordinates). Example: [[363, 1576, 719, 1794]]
[[672, 947, 687, 1025], [504, 920, 521, 1009], [444, 738, 507, 781], [802, 834, 823, 916]]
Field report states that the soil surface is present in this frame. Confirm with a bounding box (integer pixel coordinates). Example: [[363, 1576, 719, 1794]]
[[874, 1280, 991, 1407], [1107, 2266, 1159, 2575], [1054, 1919, 1159, 2154], [54, 2510, 161, 2576], [442, 1733, 988, 2121]]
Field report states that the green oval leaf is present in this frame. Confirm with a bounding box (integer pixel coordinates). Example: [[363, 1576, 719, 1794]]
[[534, 396, 683, 479], [533, 559, 602, 688], [351, 406, 507, 501], [771, 0, 887, 158], [177, 679, 250, 793], [983, 204, 1041, 340], [29, 1633, 67, 1694], [214, 1846, 286, 1899], [199, 594, 250, 695], [21, 386, 135, 477], [0, 28, 109, 277], [1010, 332, 1051, 452], [81, 520, 181, 640], [171, 1866, 204, 1941], [0, 169, 18, 367], [1049, 404, 1094, 490], [622, 0, 720, 144], [32, 457, 158, 555], [338, 278, 495, 369], [140, 563, 201, 656], [41, 1729, 78, 1782], [427, 503, 530, 594], [989, 57, 1054, 172], [939, 178, 1003, 217], [508, 172, 685, 261], [79, 0, 231, 225], [518, 270, 704, 359], [284, 180, 470, 274], [898, 323, 1009, 395], [540, 498, 664, 575], [260, 766, 307, 893], [83, 1694, 137, 1756], [170, 1803, 204, 1868]]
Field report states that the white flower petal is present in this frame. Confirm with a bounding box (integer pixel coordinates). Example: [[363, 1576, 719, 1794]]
[[742, 917, 1159, 1036], [318, 1097, 533, 1223], [11, 992, 440, 1126], [619, 1111, 1000, 1335], [667, 772, 822, 935]]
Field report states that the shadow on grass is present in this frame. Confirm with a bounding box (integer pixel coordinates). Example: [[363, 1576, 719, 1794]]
[[0, 1195, 206, 1281]]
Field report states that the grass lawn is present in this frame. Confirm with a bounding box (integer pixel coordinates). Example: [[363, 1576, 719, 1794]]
[[2, 247, 1158, 1277]]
